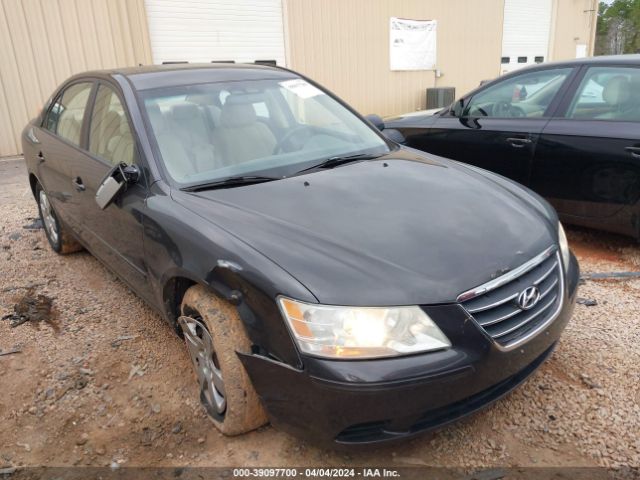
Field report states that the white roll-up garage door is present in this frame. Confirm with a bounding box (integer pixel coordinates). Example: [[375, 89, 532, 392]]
[[144, 0, 286, 66], [501, 0, 552, 74]]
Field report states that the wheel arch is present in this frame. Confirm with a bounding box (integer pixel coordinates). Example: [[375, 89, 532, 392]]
[[161, 265, 249, 337], [161, 274, 198, 336], [29, 173, 40, 200], [160, 261, 304, 368]]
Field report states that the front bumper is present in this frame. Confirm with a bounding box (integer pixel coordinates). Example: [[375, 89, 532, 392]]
[[240, 253, 579, 446]]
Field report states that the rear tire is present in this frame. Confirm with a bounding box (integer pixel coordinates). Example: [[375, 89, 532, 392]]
[[35, 182, 82, 254], [180, 285, 268, 435]]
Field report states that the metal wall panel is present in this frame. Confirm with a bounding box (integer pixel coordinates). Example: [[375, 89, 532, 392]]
[[284, 0, 597, 118], [284, 0, 507, 118], [549, 0, 598, 62], [0, 0, 152, 157]]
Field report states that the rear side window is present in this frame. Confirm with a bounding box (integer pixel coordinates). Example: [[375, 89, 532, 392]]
[[89, 85, 136, 165], [566, 66, 640, 121], [47, 82, 93, 146]]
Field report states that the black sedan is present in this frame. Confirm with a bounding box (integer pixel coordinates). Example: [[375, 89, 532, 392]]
[[383, 54, 640, 240], [22, 63, 579, 446]]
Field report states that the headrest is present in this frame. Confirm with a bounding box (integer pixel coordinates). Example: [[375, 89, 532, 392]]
[[104, 110, 121, 125], [146, 103, 166, 133], [119, 114, 131, 135], [629, 74, 640, 99], [171, 103, 201, 122], [101, 111, 122, 135], [603, 76, 630, 106], [186, 92, 219, 107], [220, 99, 257, 128]]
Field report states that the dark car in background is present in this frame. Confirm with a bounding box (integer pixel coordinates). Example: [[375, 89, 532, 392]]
[[383, 55, 640, 240], [23, 63, 578, 446]]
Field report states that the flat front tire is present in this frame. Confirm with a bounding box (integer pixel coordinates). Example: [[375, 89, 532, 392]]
[[35, 183, 82, 254], [179, 285, 268, 435]]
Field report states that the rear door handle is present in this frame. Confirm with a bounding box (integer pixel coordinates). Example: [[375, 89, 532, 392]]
[[72, 177, 86, 192], [506, 137, 532, 148], [625, 146, 640, 157]]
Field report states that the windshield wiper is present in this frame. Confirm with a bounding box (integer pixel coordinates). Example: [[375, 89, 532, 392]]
[[180, 175, 282, 192], [297, 153, 383, 173]]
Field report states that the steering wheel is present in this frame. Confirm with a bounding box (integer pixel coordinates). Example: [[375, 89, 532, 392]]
[[493, 101, 526, 118], [273, 125, 312, 154], [509, 105, 526, 117], [273, 125, 354, 154]]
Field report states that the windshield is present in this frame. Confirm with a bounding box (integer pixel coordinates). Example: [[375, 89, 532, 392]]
[[140, 77, 389, 186]]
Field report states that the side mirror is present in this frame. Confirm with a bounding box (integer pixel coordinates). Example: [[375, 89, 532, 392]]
[[382, 128, 405, 144], [365, 114, 385, 131], [95, 163, 139, 210], [451, 98, 466, 117], [122, 164, 140, 184]]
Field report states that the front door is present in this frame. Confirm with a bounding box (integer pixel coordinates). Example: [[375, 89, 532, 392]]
[[409, 67, 575, 185], [70, 82, 152, 301], [531, 65, 640, 228]]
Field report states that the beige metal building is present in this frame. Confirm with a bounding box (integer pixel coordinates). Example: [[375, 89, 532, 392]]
[[0, 0, 597, 158]]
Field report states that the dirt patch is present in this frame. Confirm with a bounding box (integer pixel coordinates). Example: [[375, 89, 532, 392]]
[[566, 226, 639, 272], [2, 289, 58, 332]]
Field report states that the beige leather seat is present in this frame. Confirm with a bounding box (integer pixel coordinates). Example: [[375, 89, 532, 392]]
[[57, 112, 82, 145], [213, 99, 276, 166], [107, 115, 135, 165], [619, 74, 640, 121], [170, 103, 218, 172], [186, 92, 222, 126], [92, 110, 122, 158], [597, 76, 631, 119], [147, 104, 197, 180]]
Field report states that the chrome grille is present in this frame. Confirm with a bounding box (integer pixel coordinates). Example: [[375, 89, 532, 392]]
[[458, 247, 563, 350]]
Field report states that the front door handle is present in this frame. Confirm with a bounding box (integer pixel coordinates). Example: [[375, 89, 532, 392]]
[[37, 151, 45, 162], [506, 137, 533, 148], [625, 146, 640, 158], [72, 177, 86, 192]]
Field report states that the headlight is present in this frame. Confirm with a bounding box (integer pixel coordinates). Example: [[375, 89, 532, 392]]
[[278, 297, 451, 359], [558, 222, 570, 271]]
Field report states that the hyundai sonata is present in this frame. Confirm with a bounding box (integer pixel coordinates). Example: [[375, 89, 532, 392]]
[[22, 63, 579, 445]]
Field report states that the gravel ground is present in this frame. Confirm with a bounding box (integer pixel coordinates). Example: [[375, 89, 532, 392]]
[[0, 157, 639, 471]]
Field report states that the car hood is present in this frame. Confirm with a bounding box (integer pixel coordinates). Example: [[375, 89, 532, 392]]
[[385, 108, 442, 121], [172, 149, 557, 306], [384, 110, 440, 129]]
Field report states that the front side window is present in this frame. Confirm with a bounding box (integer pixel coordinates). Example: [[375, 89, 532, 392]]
[[48, 82, 93, 146], [464, 68, 572, 118], [89, 85, 136, 165], [141, 78, 389, 185], [566, 66, 640, 121]]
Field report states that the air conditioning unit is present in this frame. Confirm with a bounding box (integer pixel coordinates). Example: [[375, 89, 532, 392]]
[[426, 87, 455, 109]]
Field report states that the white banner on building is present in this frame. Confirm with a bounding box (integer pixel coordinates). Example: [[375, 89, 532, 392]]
[[389, 17, 437, 71]]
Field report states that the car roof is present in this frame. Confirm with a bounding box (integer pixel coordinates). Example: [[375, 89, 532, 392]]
[[543, 54, 640, 67], [74, 63, 297, 91], [511, 54, 640, 73]]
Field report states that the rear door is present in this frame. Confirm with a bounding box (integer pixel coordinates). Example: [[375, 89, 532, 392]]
[[531, 65, 640, 228], [36, 81, 95, 230], [406, 67, 575, 185], [70, 81, 152, 300]]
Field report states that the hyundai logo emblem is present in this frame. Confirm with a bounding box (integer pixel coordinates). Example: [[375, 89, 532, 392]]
[[518, 286, 541, 310]]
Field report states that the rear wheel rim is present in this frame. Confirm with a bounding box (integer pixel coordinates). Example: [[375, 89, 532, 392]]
[[179, 315, 226, 417], [39, 190, 59, 245]]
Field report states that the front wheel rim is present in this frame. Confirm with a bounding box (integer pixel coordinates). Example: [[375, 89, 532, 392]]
[[39, 190, 59, 245], [178, 315, 226, 417]]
